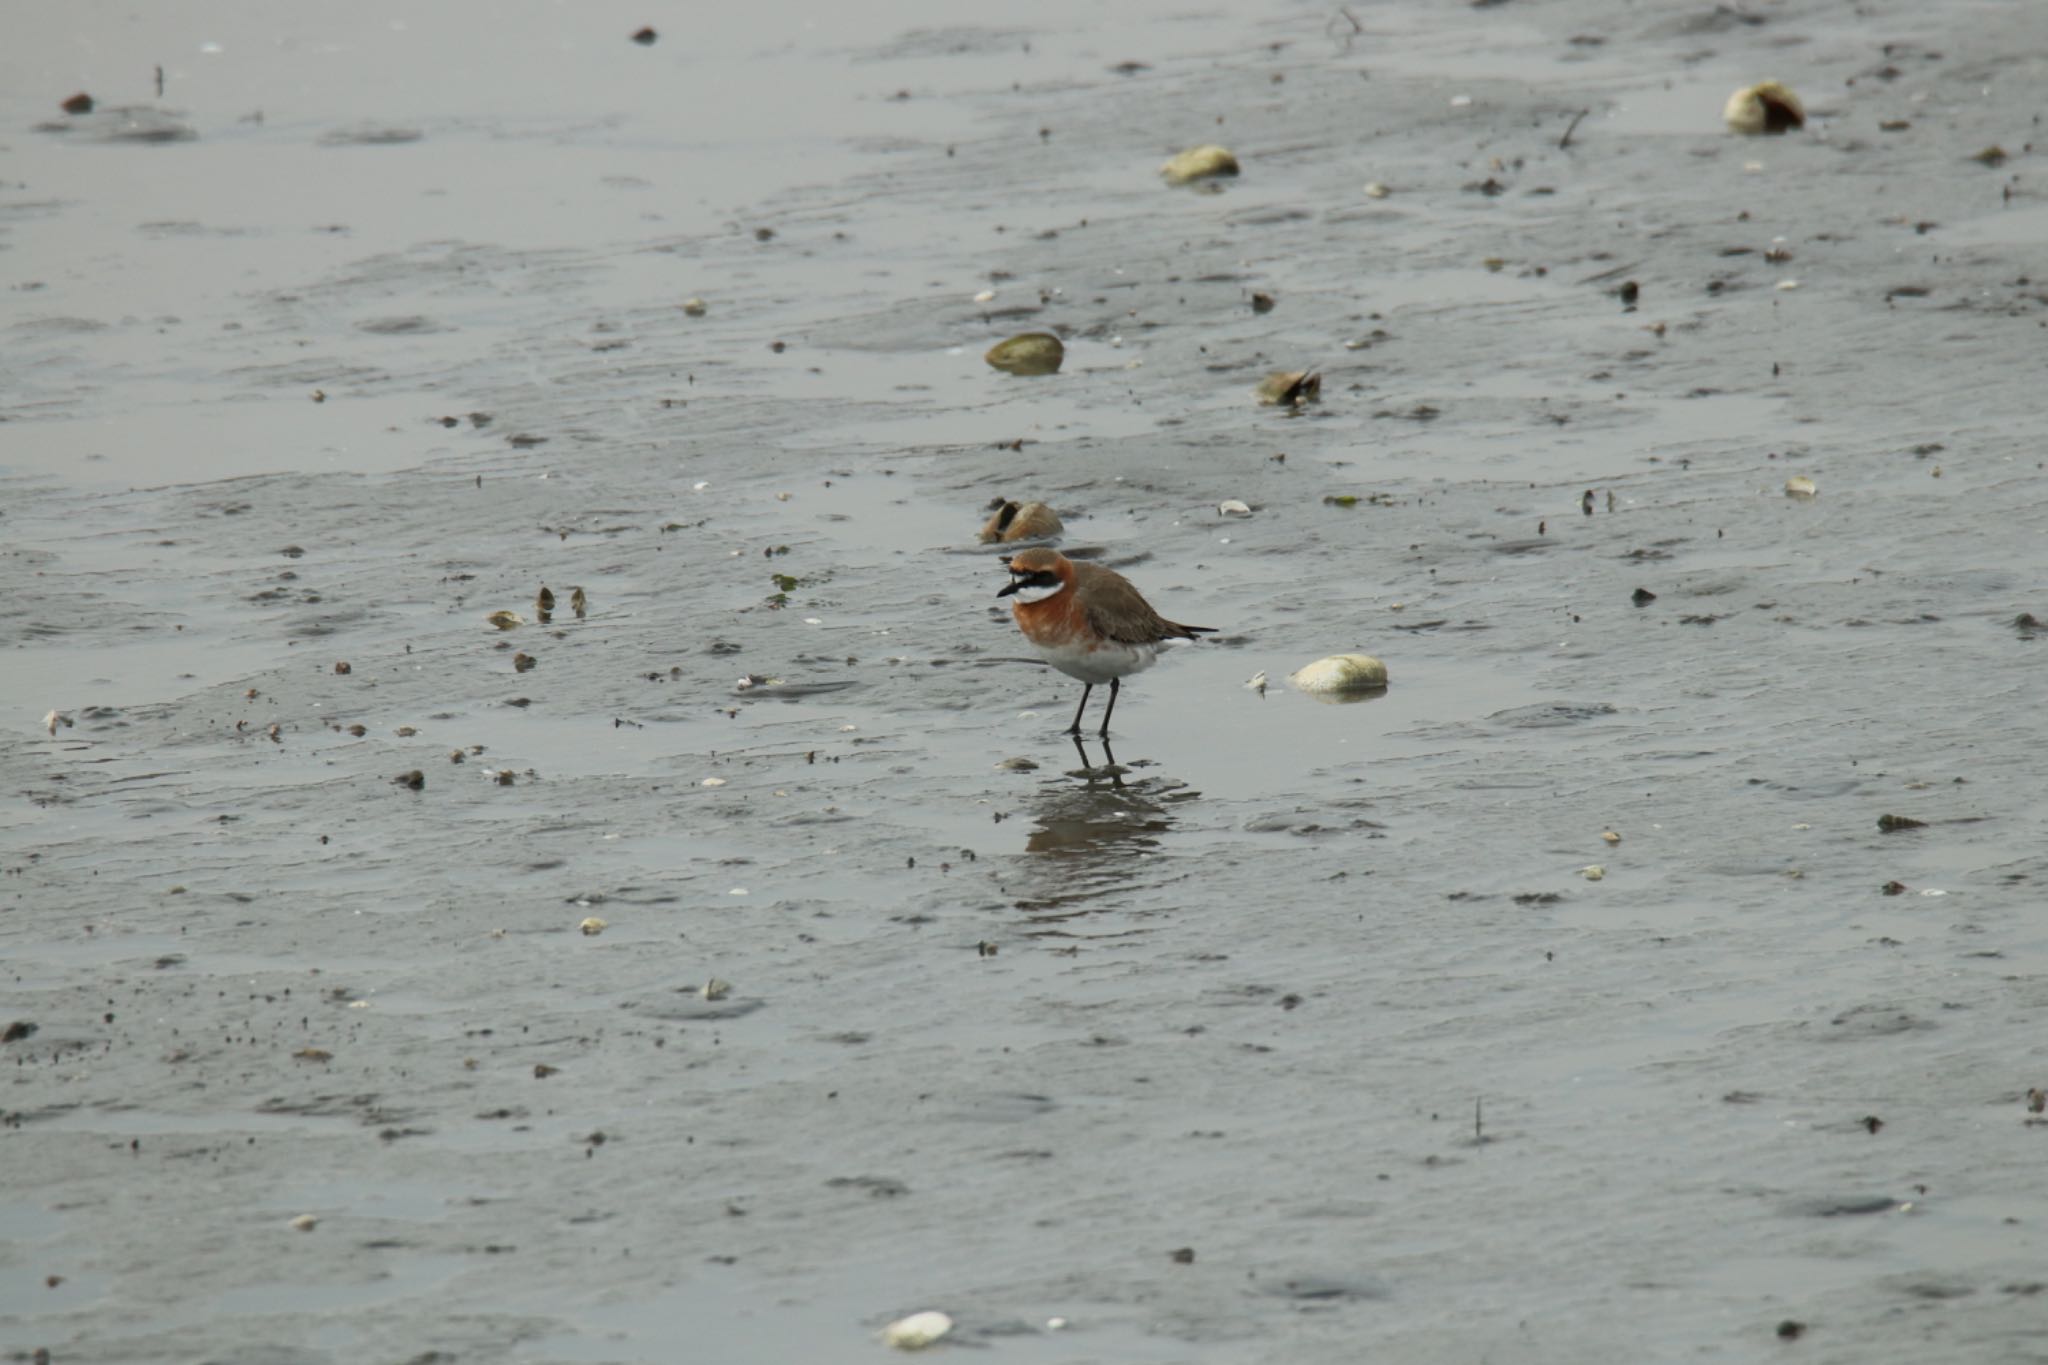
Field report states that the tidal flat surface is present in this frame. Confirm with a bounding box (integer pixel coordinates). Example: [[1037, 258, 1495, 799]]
[[5, 1, 2048, 1362]]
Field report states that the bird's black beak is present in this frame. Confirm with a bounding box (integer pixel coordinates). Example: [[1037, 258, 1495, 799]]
[[996, 578, 1021, 598]]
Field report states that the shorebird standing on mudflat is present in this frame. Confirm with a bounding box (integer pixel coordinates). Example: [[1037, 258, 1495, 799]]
[[997, 548, 1215, 737]]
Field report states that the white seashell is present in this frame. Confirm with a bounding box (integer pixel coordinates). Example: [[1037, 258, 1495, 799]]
[[1159, 145, 1238, 186], [1362, 181, 1390, 199], [702, 978, 731, 1000], [972, 289, 995, 303], [579, 917, 607, 936], [883, 1311, 954, 1350], [701, 777, 727, 787], [1784, 476, 1817, 499], [290, 1214, 318, 1232], [1289, 654, 1389, 695], [1244, 671, 1268, 694], [1723, 80, 1805, 136], [1218, 499, 1252, 517], [1581, 865, 1606, 881]]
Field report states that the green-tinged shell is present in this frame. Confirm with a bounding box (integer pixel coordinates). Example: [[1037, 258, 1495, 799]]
[[985, 332, 1064, 376], [1723, 81, 1804, 135], [1290, 653, 1389, 698], [1161, 144, 1240, 186], [1256, 370, 1321, 407], [978, 499, 1064, 543]]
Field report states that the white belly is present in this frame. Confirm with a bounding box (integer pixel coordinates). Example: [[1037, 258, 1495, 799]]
[[1032, 637, 1161, 685]]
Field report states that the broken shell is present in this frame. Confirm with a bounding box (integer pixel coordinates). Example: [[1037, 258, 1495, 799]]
[[579, 917, 607, 936], [1245, 671, 1268, 694], [42, 710, 72, 735], [882, 1311, 954, 1350], [701, 978, 732, 1001], [570, 587, 588, 618], [1784, 476, 1818, 499], [1723, 81, 1804, 136], [1601, 830, 1622, 844], [1255, 370, 1321, 407], [1218, 499, 1253, 517], [701, 777, 727, 788], [513, 652, 537, 673], [978, 499, 1064, 543], [486, 610, 524, 630], [681, 297, 708, 316], [1582, 864, 1606, 881], [984, 332, 1064, 376], [1159, 144, 1239, 186], [1289, 653, 1389, 696], [394, 770, 424, 790]]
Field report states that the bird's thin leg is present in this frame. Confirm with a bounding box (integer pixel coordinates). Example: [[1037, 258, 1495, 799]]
[[1065, 684, 1093, 735], [1097, 677, 1121, 737]]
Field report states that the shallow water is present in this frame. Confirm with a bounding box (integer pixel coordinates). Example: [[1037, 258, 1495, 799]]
[[6, 1, 2048, 1362]]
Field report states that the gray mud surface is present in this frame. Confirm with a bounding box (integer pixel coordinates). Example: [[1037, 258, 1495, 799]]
[[6, 2, 2048, 1361]]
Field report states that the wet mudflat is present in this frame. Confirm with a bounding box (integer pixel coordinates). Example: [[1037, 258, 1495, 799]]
[[5, 1, 2048, 1361]]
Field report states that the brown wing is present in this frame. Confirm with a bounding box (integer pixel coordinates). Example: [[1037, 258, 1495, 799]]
[[1072, 561, 1214, 643]]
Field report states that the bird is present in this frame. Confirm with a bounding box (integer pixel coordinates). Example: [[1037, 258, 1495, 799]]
[[997, 548, 1215, 736]]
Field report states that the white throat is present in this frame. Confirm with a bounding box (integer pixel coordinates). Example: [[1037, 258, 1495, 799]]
[[1009, 579, 1062, 605]]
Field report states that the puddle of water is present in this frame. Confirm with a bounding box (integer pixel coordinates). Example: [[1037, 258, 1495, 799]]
[[1605, 78, 1749, 137], [269, 1177, 478, 1223], [39, 1108, 365, 1137], [529, 1269, 1192, 1365], [0, 1269, 112, 1318], [200, 1253, 471, 1317]]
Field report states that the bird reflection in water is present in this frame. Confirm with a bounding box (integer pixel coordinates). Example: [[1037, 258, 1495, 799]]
[[1012, 738, 1198, 918]]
